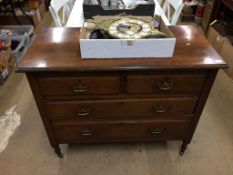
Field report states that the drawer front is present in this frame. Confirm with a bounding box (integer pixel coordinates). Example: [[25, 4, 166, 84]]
[[46, 97, 197, 120], [38, 76, 120, 96], [53, 120, 190, 142], [126, 74, 206, 94]]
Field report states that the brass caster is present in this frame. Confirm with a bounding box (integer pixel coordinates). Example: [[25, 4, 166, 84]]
[[179, 151, 184, 156], [58, 153, 64, 159]]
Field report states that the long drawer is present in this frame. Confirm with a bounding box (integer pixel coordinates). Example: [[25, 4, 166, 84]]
[[53, 119, 190, 142], [126, 74, 206, 94], [38, 76, 121, 96], [45, 97, 197, 120]]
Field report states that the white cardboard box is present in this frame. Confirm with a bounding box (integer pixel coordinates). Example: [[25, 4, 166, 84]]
[[80, 16, 176, 59]]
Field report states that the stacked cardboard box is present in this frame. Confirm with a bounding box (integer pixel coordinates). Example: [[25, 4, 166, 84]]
[[207, 21, 233, 79]]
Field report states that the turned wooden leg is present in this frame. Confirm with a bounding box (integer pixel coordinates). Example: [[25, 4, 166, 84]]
[[179, 143, 187, 156], [54, 145, 63, 158], [179, 140, 189, 156]]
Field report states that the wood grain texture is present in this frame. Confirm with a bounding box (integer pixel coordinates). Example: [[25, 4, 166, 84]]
[[52, 119, 190, 143], [126, 73, 206, 94], [45, 97, 197, 120], [17, 27, 227, 157], [16, 26, 227, 73], [38, 76, 121, 96]]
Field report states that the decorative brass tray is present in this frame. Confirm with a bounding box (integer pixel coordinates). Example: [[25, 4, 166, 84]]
[[108, 18, 152, 39], [86, 16, 165, 39]]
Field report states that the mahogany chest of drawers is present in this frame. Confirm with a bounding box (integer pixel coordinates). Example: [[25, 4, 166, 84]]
[[16, 26, 227, 158]]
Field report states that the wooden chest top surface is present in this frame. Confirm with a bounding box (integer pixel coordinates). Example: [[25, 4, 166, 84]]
[[16, 26, 227, 72]]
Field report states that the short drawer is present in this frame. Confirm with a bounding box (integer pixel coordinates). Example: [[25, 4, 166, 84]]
[[38, 76, 120, 96], [126, 74, 206, 94], [53, 119, 190, 142], [45, 97, 197, 120]]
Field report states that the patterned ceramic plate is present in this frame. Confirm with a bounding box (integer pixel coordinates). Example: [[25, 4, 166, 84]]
[[108, 18, 152, 39]]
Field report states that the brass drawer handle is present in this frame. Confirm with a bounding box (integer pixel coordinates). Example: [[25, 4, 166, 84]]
[[75, 108, 90, 117], [73, 84, 87, 93], [150, 128, 163, 134], [154, 105, 169, 113], [158, 81, 174, 91], [80, 130, 94, 136]]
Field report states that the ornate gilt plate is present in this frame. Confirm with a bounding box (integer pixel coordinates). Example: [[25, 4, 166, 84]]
[[108, 18, 152, 39]]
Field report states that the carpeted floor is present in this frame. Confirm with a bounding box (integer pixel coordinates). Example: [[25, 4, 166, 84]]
[[0, 12, 233, 175]]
